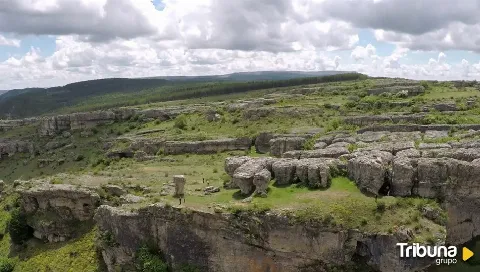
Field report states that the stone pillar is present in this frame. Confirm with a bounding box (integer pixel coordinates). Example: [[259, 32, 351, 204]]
[[173, 175, 186, 196]]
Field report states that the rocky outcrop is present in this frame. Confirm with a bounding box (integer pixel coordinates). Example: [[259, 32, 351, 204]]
[[432, 103, 458, 112], [0, 140, 35, 159], [19, 184, 101, 242], [344, 114, 426, 126], [271, 159, 298, 185], [231, 158, 274, 194], [357, 124, 480, 134], [347, 151, 393, 195], [38, 106, 199, 136], [367, 85, 425, 96], [164, 138, 252, 155], [254, 132, 274, 153], [269, 137, 306, 157], [173, 175, 186, 196], [253, 169, 271, 196], [0, 118, 39, 131], [95, 204, 432, 272], [296, 158, 337, 189]]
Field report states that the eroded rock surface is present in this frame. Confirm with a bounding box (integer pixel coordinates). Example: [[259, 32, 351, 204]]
[[95, 204, 432, 272], [19, 184, 101, 242]]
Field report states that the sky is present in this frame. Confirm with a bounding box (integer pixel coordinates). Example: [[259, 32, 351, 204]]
[[1, 0, 480, 89]]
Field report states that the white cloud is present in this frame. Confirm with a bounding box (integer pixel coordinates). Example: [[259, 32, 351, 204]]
[[0, 35, 20, 47], [351, 44, 376, 62], [1, 0, 480, 89]]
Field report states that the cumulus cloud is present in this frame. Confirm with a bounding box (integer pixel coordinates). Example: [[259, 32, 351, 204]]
[[317, 0, 479, 35], [0, 34, 20, 47], [313, 0, 480, 52], [1, 0, 480, 89], [0, 0, 161, 41], [351, 44, 376, 62]]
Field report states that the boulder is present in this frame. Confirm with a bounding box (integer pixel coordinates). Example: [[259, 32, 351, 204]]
[[232, 159, 271, 194], [269, 137, 306, 157], [424, 130, 449, 139], [296, 158, 336, 189], [313, 142, 328, 149], [300, 147, 349, 159], [255, 132, 274, 154], [272, 159, 297, 185], [418, 143, 451, 150], [253, 169, 271, 196], [395, 149, 421, 158], [347, 151, 393, 195], [164, 138, 252, 155], [433, 103, 458, 112], [225, 156, 252, 176], [103, 185, 127, 197], [19, 184, 100, 243], [414, 159, 448, 198], [391, 157, 416, 196], [173, 175, 186, 196]]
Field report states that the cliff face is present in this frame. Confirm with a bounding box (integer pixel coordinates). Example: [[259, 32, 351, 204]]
[[94, 204, 430, 272]]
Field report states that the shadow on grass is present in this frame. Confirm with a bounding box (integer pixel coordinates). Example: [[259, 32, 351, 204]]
[[9, 222, 96, 261], [232, 190, 251, 200]]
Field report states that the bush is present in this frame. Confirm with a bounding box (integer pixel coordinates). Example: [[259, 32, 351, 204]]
[[376, 201, 386, 213], [135, 245, 168, 272], [174, 115, 188, 130], [8, 208, 32, 245], [0, 258, 15, 272]]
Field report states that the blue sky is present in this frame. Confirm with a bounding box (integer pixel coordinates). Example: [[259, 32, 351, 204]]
[[0, 0, 480, 89]]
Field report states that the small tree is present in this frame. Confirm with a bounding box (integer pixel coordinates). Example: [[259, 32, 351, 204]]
[[174, 115, 188, 130], [8, 209, 32, 245]]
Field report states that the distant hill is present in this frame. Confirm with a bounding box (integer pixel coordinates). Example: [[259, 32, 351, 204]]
[[148, 71, 352, 82], [0, 71, 357, 118]]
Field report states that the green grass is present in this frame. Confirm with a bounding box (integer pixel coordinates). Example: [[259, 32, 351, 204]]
[[12, 229, 103, 272]]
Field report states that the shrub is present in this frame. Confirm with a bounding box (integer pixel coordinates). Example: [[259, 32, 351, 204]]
[[0, 258, 15, 272], [8, 208, 32, 245], [135, 245, 168, 272], [376, 201, 386, 213], [174, 115, 188, 130]]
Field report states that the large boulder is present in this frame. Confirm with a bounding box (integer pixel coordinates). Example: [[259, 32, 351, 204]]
[[19, 184, 101, 243], [300, 147, 349, 159], [225, 156, 252, 176], [232, 158, 273, 194], [271, 159, 297, 185], [253, 169, 272, 196], [296, 159, 337, 189], [164, 138, 252, 155], [391, 157, 416, 196], [347, 151, 393, 195], [269, 137, 306, 157], [173, 175, 186, 196], [414, 159, 448, 199], [255, 132, 274, 154]]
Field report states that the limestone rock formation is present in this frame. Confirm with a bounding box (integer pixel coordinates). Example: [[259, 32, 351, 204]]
[[254, 132, 274, 153], [0, 140, 35, 159], [253, 169, 271, 196], [224, 156, 251, 176], [19, 184, 100, 243], [272, 159, 298, 185], [347, 151, 393, 195], [296, 158, 336, 188], [232, 158, 272, 194], [269, 137, 306, 157], [95, 204, 433, 272], [164, 138, 251, 155], [173, 175, 186, 196]]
